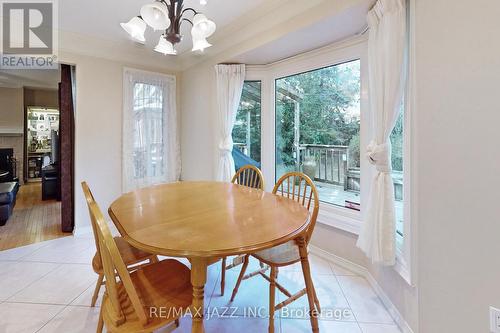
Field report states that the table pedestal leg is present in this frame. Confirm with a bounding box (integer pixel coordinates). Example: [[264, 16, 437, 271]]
[[190, 257, 208, 333]]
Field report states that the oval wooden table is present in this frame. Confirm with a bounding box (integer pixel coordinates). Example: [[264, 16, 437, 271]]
[[108, 181, 312, 333]]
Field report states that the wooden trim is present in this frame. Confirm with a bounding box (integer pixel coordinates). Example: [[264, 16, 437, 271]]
[[59, 64, 75, 232]]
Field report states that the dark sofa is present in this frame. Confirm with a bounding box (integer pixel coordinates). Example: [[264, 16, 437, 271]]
[[0, 182, 19, 226]]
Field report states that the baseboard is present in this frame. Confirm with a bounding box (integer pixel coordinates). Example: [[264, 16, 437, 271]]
[[309, 245, 414, 333]]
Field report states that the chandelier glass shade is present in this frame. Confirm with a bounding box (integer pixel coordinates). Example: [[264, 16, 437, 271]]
[[121, 0, 216, 56], [154, 36, 177, 55], [120, 17, 147, 43]]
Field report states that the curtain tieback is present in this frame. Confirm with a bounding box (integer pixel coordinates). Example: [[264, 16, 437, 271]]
[[219, 137, 233, 153], [366, 140, 392, 173]]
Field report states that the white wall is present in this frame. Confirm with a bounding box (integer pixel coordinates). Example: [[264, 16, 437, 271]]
[[0, 87, 23, 133], [59, 51, 179, 234], [415, 0, 500, 332], [180, 63, 218, 180]]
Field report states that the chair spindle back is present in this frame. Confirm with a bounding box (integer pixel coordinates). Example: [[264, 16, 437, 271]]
[[272, 172, 319, 243], [231, 165, 265, 190]]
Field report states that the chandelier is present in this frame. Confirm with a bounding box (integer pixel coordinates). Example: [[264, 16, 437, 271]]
[[121, 0, 216, 55]]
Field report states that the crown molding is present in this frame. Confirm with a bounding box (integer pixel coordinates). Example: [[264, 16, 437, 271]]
[[58, 30, 180, 72]]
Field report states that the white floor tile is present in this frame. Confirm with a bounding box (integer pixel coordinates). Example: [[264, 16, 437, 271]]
[[0, 302, 64, 333], [359, 323, 402, 333], [330, 263, 360, 276], [20, 237, 95, 264], [9, 264, 96, 305], [37, 305, 101, 333], [0, 241, 52, 261], [209, 263, 275, 317], [0, 236, 400, 333], [281, 318, 362, 333], [0, 261, 59, 301], [337, 276, 393, 324], [276, 271, 354, 321], [70, 282, 104, 307], [204, 259, 223, 301], [280, 255, 335, 275], [169, 316, 272, 333]]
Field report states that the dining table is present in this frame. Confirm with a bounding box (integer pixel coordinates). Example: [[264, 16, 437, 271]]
[[108, 181, 313, 333]]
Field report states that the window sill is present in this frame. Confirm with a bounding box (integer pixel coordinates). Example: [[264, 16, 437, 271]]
[[395, 246, 414, 286], [316, 203, 361, 235]]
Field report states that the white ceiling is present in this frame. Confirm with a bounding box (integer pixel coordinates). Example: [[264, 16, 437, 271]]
[[0, 69, 60, 89], [59, 0, 267, 54], [231, 0, 372, 65]]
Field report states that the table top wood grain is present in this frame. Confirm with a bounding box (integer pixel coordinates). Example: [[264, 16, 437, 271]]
[[108, 181, 311, 258]]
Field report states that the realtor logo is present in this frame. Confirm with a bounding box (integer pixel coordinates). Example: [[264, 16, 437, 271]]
[[1, 0, 58, 69]]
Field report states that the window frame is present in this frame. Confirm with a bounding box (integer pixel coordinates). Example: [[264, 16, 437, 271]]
[[246, 36, 414, 285]]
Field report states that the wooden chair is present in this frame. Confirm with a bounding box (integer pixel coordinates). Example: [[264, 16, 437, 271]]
[[230, 172, 321, 333], [85, 189, 192, 333], [220, 165, 265, 296], [231, 164, 265, 190], [82, 182, 159, 307]]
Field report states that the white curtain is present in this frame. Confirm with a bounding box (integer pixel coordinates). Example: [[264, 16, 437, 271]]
[[357, 0, 407, 265], [215, 64, 245, 181], [122, 68, 180, 192]]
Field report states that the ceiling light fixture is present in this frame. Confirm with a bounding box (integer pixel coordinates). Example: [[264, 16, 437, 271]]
[[121, 0, 215, 56]]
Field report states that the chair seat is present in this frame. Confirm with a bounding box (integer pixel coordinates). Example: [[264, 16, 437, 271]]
[[92, 236, 154, 274], [102, 259, 192, 332], [253, 240, 306, 266]]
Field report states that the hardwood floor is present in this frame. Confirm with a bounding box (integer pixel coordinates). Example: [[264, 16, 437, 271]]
[[0, 183, 69, 251]]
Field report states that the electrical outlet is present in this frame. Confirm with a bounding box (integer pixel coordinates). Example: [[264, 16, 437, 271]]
[[490, 307, 500, 332]]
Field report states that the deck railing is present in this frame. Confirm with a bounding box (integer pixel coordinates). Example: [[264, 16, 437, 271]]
[[298, 144, 349, 186], [236, 142, 402, 201]]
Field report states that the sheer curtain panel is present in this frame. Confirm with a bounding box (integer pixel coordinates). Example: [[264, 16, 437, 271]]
[[122, 68, 180, 192], [356, 0, 407, 265], [215, 64, 246, 182]]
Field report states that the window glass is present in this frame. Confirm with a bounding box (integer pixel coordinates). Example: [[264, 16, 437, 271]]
[[232, 81, 262, 163], [132, 82, 164, 180], [392, 104, 404, 241], [275, 60, 361, 209]]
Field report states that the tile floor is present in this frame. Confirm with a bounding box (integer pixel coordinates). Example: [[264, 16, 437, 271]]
[[0, 235, 402, 333]]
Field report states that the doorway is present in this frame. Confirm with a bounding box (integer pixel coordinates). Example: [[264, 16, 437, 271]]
[[0, 64, 76, 250]]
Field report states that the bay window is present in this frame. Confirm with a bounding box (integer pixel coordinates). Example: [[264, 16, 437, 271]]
[[243, 37, 412, 283]]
